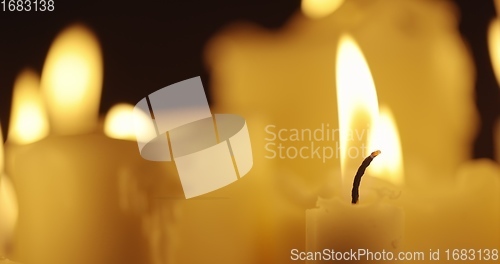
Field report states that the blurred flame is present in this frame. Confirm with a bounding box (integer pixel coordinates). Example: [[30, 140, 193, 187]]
[[302, 0, 344, 19], [488, 18, 500, 87], [368, 106, 404, 185], [41, 24, 103, 135], [336, 34, 379, 178], [104, 103, 145, 141], [8, 69, 49, 145]]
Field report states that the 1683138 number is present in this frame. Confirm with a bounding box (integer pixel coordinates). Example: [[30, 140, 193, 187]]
[[1, 0, 54, 11]]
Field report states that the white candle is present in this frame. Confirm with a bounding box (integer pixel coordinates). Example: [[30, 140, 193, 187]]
[[0, 127, 18, 256], [306, 34, 404, 263], [7, 25, 155, 264], [306, 198, 403, 263]]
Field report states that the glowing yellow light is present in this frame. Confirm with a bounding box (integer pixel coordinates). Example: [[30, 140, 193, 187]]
[[368, 105, 404, 185], [488, 18, 500, 87], [8, 69, 49, 145], [301, 0, 344, 19], [41, 24, 103, 135], [104, 103, 147, 141], [336, 34, 379, 178]]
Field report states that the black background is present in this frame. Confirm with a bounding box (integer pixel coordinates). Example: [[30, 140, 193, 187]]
[[0, 0, 498, 160]]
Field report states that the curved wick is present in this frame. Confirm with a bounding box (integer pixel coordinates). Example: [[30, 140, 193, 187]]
[[351, 150, 381, 204]]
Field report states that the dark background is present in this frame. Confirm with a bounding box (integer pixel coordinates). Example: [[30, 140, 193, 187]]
[[0, 0, 498, 160]]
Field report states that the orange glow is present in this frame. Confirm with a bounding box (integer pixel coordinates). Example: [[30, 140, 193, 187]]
[[41, 24, 103, 135], [8, 69, 49, 144]]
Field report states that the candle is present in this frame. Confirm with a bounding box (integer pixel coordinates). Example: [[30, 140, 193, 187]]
[[0, 127, 18, 256], [206, 0, 476, 187], [7, 24, 155, 264], [306, 34, 404, 264], [394, 162, 500, 256], [104, 103, 185, 264], [306, 198, 403, 263]]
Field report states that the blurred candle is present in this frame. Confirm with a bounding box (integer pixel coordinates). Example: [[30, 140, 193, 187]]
[[206, 0, 476, 188], [397, 160, 500, 256], [0, 127, 18, 256], [7, 24, 151, 264]]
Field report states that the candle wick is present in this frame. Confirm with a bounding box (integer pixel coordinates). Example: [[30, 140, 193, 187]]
[[351, 150, 381, 204]]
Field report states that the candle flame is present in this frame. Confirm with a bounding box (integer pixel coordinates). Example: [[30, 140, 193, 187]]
[[368, 105, 404, 185], [104, 103, 146, 141], [336, 34, 379, 178], [41, 24, 103, 135], [301, 0, 344, 19], [488, 18, 500, 87], [8, 69, 49, 144]]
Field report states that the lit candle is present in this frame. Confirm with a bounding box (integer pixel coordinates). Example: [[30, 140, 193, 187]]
[[6, 24, 155, 264], [306, 34, 404, 264]]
